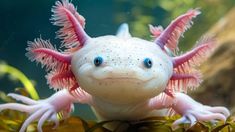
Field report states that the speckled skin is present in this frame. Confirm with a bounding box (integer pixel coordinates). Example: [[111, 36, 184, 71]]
[[71, 35, 173, 120], [72, 36, 172, 104]]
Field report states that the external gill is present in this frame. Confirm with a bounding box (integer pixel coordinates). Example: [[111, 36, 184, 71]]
[[153, 9, 201, 53], [27, 0, 92, 92], [165, 38, 215, 95]]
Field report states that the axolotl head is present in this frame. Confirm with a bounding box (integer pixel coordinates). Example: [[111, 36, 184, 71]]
[[71, 24, 173, 104]]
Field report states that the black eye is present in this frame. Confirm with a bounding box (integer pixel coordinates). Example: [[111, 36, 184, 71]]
[[94, 56, 103, 67], [143, 58, 152, 68]]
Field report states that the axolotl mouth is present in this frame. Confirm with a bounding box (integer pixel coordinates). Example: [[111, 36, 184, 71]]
[[98, 77, 155, 83], [89, 71, 157, 87], [89, 65, 157, 83], [88, 73, 155, 86], [83, 72, 166, 104], [104, 77, 145, 81]]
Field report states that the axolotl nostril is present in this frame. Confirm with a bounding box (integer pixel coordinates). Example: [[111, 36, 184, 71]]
[[0, 0, 230, 132]]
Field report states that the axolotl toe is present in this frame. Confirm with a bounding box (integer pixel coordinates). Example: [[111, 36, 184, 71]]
[[0, 0, 230, 132]]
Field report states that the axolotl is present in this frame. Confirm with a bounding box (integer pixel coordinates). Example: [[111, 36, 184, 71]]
[[0, 0, 230, 132]]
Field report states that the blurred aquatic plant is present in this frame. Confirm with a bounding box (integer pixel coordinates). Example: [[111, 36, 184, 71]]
[[0, 62, 39, 100], [114, 0, 235, 51], [0, 105, 235, 132]]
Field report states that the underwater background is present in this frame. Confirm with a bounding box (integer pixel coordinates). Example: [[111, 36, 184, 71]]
[[0, 0, 235, 122]]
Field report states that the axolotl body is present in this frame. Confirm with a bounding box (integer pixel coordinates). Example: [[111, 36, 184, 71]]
[[0, 0, 230, 132]]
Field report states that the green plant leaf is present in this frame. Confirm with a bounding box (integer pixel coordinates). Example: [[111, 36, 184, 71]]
[[0, 63, 39, 100]]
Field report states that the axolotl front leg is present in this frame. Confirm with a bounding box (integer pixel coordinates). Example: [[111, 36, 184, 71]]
[[149, 92, 230, 129], [0, 89, 91, 132]]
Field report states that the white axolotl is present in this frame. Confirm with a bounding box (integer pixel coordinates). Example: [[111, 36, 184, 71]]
[[0, 0, 230, 132]]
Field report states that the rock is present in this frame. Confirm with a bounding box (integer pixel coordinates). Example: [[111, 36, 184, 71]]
[[190, 8, 235, 109]]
